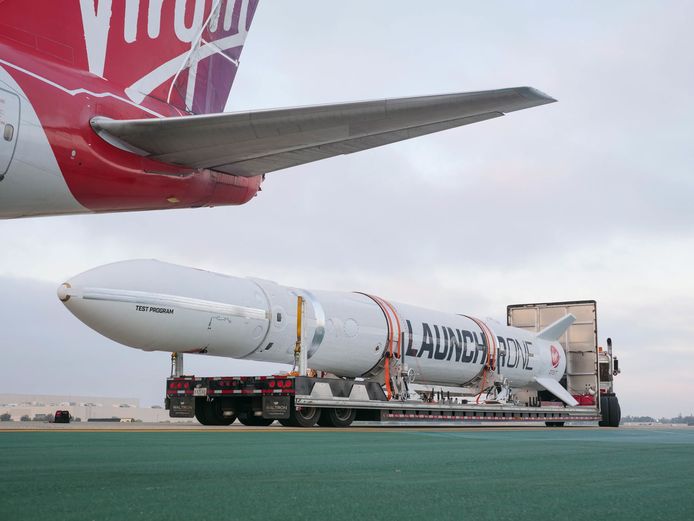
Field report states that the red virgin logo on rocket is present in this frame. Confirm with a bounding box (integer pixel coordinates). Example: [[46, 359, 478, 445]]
[[550, 345, 561, 368]]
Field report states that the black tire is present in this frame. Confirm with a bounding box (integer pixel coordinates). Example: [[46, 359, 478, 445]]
[[237, 412, 275, 426], [278, 418, 293, 427], [288, 407, 321, 427], [599, 395, 611, 427], [318, 408, 356, 428], [211, 412, 237, 426], [608, 395, 621, 427], [545, 421, 565, 427], [211, 399, 237, 425], [195, 398, 213, 425], [195, 399, 236, 426]]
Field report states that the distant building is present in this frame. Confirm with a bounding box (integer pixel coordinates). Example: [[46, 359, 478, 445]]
[[0, 393, 191, 423]]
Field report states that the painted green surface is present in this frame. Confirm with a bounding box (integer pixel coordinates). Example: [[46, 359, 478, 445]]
[[1, 428, 693, 520]]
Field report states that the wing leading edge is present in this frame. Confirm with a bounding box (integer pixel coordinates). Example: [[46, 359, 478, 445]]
[[92, 87, 555, 177]]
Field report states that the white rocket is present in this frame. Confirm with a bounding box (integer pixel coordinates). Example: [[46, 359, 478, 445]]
[[57, 260, 578, 406]]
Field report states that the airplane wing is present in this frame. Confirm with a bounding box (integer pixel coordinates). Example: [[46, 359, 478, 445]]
[[92, 87, 555, 177]]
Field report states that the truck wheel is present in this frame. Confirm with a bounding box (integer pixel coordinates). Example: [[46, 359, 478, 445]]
[[598, 394, 621, 427], [545, 421, 565, 427], [209, 400, 237, 425], [195, 407, 210, 425], [220, 415, 237, 425], [318, 408, 356, 428], [237, 412, 275, 426], [212, 410, 236, 426], [599, 395, 609, 427], [289, 407, 321, 427], [608, 395, 621, 427], [195, 398, 213, 425], [196, 399, 236, 426]]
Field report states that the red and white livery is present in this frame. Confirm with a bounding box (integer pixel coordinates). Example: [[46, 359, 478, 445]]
[[0, 0, 555, 219]]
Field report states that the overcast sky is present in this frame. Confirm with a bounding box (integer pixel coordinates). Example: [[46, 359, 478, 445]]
[[2, 1, 693, 418]]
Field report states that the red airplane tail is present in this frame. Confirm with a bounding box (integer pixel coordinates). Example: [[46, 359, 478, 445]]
[[2, 0, 259, 115], [93, 0, 260, 114]]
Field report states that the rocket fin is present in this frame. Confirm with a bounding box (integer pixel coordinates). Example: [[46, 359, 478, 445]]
[[536, 314, 576, 341], [534, 377, 579, 406]]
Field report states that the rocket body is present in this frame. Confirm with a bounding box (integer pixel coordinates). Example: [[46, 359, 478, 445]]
[[59, 260, 568, 391]]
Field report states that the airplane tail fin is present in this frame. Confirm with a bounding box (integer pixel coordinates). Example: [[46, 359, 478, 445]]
[[74, 0, 260, 114], [164, 0, 260, 114]]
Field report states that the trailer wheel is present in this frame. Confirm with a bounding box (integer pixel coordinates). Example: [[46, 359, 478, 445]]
[[288, 407, 321, 427], [237, 412, 275, 426], [607, 395, 621, 427], [599, 395, 609, 426], [211, 410, 236, 426], [195, 399, 223, 425], [318, 408, 356, 428], [195, 399, 236, 426], [195, 398, 213, 425], [599, 394, 621, 427], [220, 414, 237, 425]]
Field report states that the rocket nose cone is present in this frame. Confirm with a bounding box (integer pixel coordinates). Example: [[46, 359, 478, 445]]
[[57, 282, 72, 303], [54, 260, 203, 354]]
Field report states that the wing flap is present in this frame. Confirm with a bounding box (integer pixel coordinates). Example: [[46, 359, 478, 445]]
[[92, 87, 555, 177]]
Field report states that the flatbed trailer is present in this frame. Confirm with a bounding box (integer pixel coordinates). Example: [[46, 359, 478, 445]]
[[165, 300, 620, 427], [166, 374, 604, 427]]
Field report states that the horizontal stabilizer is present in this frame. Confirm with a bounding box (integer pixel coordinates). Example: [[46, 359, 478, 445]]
[[91, 87, 556, 177], [536, 314, 576, 341], [535, 377, 579, 406]]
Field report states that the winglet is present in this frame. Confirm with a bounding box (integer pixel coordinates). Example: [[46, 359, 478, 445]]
[[536, 314, 576, 341], [517, 86, 557, 105], [535, 377, 579, 406]]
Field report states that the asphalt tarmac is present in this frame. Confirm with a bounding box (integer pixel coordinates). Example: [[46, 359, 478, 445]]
[[0, 421, 602, 432], [2, 425, 692, 520]]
